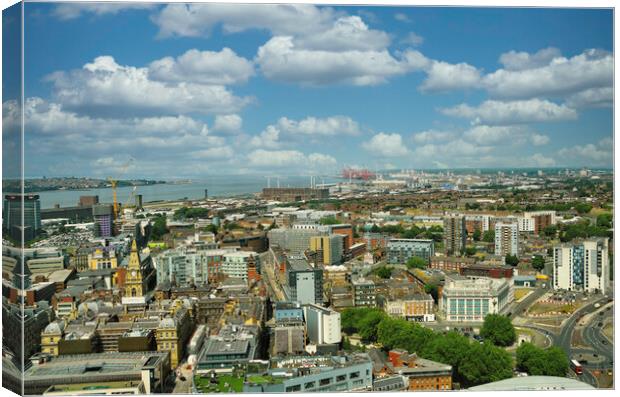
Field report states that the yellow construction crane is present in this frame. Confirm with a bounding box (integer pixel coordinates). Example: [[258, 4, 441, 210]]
[[107, 177, 119, 220], [108, 158, 135, 221]]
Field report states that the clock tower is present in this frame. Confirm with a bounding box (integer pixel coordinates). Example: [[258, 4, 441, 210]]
[[123, 240, 145, 303]]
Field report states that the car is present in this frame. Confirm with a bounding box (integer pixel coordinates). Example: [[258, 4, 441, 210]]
[[593, 354, 598, 357], [598, 322, 603, 327], [180, 376, 187, 382]]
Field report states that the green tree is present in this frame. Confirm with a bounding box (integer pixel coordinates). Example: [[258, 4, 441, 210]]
[[505, 254, 519, 267], [574, 202, 593, 214], [542, 225, 557, 237], [406, 256, 427, 269], [531, 255, 545, 271], [597, 213, 613, 228], [482, 230, 495, 243], [150, 216, 169, 240], [472, 229, 482, 241], [424, 283, 439, 301], [479, 314, 516, 347], [516, 342, 568, 376], [375, 266, 393, 279], [459, 342, 513, 386], [465, 246, 477, 256], [370, 224, 380, 233]]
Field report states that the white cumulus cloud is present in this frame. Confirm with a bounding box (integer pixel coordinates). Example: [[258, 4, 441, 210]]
[[362, 133, 409, 156], [441, 99, 577, 125]]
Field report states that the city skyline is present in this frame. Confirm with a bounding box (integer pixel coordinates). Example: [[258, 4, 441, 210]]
[[3, 3, 614, 179]]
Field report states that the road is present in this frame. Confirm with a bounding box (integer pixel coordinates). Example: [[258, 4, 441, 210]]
[[509, 287, 549, 319]]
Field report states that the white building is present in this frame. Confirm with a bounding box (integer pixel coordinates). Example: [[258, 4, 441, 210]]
[[495, 222, 519, 256], [553, 238, 608, 294], [221, 251, 260, 282], [440, 275, 513, 322], [303, 304, 342, 345], [516, 217, 535, 232]]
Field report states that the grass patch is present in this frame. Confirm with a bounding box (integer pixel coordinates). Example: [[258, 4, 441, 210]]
[[529, 302, 577, 315], [194, 374, 244, 393], [602, 323, 613, 341], [514, 288, 532, 301], [246, 375, 282, 385]]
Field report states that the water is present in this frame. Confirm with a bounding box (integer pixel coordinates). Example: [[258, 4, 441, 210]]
[[35, 175, 341, 209]]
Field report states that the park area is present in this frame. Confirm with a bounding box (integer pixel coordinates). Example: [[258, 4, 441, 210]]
[[194, 374, 244, 393], [527, 300, 582, 317]]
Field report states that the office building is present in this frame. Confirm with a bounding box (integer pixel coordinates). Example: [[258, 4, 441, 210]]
[[155, 306, 193, 368], [553, 238, 609, 294], [268, 228, 325, 254], [274, 301, 305, 324], [273, 325, 306, 355], [243, 354, 373, 393], [78, 195, 99, 207], [262, 187, 329, 202], [352, 278, 376, 307], [222, 251, 261, 284], [304, 304, 342, 345], [494, 222, 519, 256], [284, 258, 323, 305], [93, 204, 114, 238], [88, 246, 118, 270], [23, 351, 170, 395], [310, 234, 345, 265], [196, 325, 259, 372], [387, 238, 434, 265], [443, 215, 466, 256], [328, 224, 354, 250], [155, 248, 230, 286], [440, 275, 513, 322], [3, 193, 42, 242]]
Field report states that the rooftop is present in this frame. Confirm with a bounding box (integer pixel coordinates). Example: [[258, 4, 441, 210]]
[[468, 376, 596, 391]]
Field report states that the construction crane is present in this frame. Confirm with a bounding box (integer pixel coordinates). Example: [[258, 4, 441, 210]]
[[107, 157, 135, 220]]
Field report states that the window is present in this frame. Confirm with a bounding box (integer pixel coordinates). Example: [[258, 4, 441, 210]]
[[304, 382, 315, 389], [320, 378, 331, 386], [350, 372, 360, 379], [336, 375, 346, 382], [285, 385, 301, 392]]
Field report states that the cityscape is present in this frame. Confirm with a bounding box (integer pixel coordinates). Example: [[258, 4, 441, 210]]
[[1, 2, 615, 396]]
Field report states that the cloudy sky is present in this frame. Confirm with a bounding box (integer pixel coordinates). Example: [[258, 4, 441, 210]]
[[2, 3, 614, 178]]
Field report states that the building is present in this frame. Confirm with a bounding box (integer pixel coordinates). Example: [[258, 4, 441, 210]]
[[43, 381, 145, 395], [273, 324, 306, 355], [386, 350, 452, 391], [93, 204, 114, 238], [495, 222, 519, 256], [78, 195, 99, 207], [310, 235, 345, 265], [523, 211, 557, 234], [387, 238, 434, 265], [464, 215, 491, 234], [430, 255, 476, 273], [274, 301, 305, 324], [88, 246, 118, 270], [155, 304, 193, 368], [196, 325, 259, 372], [222, 251, 261, 284], [468, 376, 595, 391], [122, 240, 154, 305], [23, 351, 170, 395], [460, 262, 514, 279], [268, 228, 325, 254], [243, 354, 373, 393], [352, 278, 376, 307], [262, 187, 329, 202], [155, 248, 229, 286], [440, 275, 513, 322], [304, 304, 342, 345], [443, 215, 466, 256], [3, 193, 42, 242], [553, 238, 609, 294], [283, 258, 323, 305], [328, 224, 354, 250], [385, 293, 435, 322]]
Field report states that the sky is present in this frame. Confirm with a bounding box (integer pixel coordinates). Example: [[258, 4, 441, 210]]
[[2, 2, 614, 178]]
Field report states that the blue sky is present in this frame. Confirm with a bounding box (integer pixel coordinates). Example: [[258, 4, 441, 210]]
[[3, 2, 613, 178]]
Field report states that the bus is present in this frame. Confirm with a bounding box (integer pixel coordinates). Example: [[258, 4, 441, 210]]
[[570, 359, 583, 375]]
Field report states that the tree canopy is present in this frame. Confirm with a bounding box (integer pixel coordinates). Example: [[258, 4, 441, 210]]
[[531, 255, 545, 271], [482, 230, 495, 243], [505, 254, 519, 267], [479, 314, 516, 347], [406, 256, 428, 270], [341, 308, 513, 387], [516, 342, 568, 377], [150, 215, 168, 241]]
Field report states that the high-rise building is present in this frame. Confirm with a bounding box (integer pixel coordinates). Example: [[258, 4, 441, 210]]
[[92, 204, 114, 238], [310, 234, 345, 265], [443, 215, 466, 256], [3, 193, 42, 242], [523, 211, 556, 234], [284, 258, 323, 305], [78, 195, 99, 207], [494, 222, 519, 256], [553, 238, 609, 294], [304, 304, 342, 345], [387, 238, 434, 264]]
